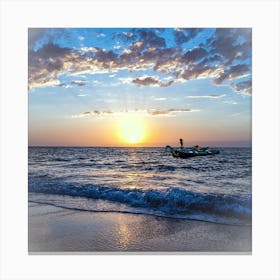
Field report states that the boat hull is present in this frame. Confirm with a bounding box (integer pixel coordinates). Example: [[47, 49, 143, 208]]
[[166, 145, 220, 159]]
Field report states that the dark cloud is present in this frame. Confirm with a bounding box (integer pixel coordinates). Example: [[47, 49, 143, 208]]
[[118, 50, 143, 70], [137, 29, 166, 49], [209, 28, 252, 66], [28, 28, 47, 47], [132, 76, 174, 87], [180, 62, 215, 80], [214, 64, 250, 84], [152, 48, 182, 72], [174, 28, 204, 45], [28, 43, 76, 90], [94, 49, 118, 65], [183, 47, 208, 63], [132, 77, 159, 86], [57, 80, 86, 88], [112, 31, 136, 42], [201, 54, 223, 65], [231, 80, 252, 95], [28, 28, 69, 49]]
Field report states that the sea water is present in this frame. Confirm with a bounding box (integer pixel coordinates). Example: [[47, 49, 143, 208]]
[[28, 147, 252, 225]]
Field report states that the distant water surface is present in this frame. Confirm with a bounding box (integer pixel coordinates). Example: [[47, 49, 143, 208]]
[[28, 147, 252, 225]]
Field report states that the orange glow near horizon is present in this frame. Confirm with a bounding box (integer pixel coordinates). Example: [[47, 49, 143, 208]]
[[28, 114, 251, 147], [117, 117, 147, 145]]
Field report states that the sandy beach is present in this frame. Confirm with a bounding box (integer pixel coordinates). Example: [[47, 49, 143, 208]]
[[28, 202, 251, 253]]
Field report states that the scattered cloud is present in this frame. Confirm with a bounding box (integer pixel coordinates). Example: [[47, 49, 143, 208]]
[[231, 80, 252, 95], [72, 108, 195, 118], [96, 32, 106, 38], [223, 100, 238, 105], [55, 80, 86, 89], [28, 28, 252, 95], [187, 94, 226, 99], [114, 45, 121, 50], [132, 76, 174, 87], [72, 110, 113, 118], [71, 80, 86, 86], [128, 29, 166, 50], [147, 108, 192, 115], [118, 77, 134, 84]]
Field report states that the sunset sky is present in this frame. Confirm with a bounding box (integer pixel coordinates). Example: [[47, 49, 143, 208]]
[[28, 28, 252, 147]]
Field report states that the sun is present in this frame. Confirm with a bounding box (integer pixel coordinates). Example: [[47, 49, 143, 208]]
[[118, 117, 146, 145]]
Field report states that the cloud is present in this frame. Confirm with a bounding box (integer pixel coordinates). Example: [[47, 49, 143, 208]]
[[132, 76, 174, 87], [147, 108, 192, 115], [112, 31, 136, 42], [28, 28, 48, 47], [81, 47, 100, 53], [174, 28, 204, 45], [231, 80, 252, 95], [213, 64, 250, 84], [187, 94, 225, 99], [28, 43, 77, 90], [57, 80, 86, 88], [209, 29, 252, 67], [138, 29, 166, 49], [131, 41, 144, 51], [30, 79, 61, 89], [28, 28, 252, 95], [72, 108, 194, 118], [96, 32, 106, 38], [183, 47, 208, 63], [114, 45, 121, 50], [28, 28, 70, 49], [71, 80, 86, 86], [72, 110, 113, 118]]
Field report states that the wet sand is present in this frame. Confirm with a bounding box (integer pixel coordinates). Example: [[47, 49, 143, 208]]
[[28, 202, 251, 253]]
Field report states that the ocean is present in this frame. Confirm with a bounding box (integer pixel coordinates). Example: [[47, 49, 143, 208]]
[[28, 147, 252, 225]]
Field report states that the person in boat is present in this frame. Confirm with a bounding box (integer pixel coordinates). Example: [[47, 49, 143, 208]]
[[193, 144, 200, 151], [179, 138, 184, 149]]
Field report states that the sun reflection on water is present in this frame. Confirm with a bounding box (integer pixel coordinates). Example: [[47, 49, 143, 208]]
[[117, 217, 132, 249]]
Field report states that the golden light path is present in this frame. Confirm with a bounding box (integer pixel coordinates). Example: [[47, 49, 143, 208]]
[[118, 117, 146, 145]]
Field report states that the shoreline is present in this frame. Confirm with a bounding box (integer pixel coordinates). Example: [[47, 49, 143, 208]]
[[29, 202, 252, 253], [29, 199, 250, 227]]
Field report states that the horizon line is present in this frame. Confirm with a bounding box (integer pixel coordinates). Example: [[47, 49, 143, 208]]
[[28, 145, 251, 148]]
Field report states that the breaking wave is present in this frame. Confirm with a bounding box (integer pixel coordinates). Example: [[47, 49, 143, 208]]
[[28, 181, 251, 225]]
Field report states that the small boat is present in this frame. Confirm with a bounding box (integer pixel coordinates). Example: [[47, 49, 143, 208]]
[[165, 139, 220, 159]]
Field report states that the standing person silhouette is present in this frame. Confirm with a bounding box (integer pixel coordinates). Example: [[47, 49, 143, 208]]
[[179, 138, 184, 149]]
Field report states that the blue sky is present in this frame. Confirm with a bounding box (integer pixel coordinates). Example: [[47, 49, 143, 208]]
[[28, 28, 251, 147]]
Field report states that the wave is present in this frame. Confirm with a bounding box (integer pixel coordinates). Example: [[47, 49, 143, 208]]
[[53, 157, 71, 162], [28, 181, 251, 224]]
